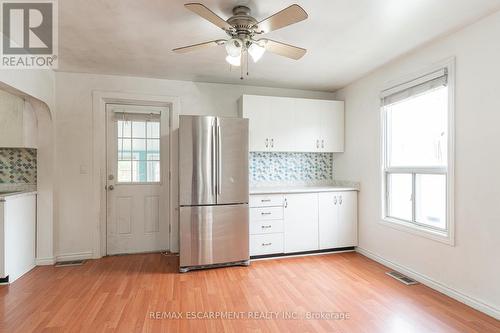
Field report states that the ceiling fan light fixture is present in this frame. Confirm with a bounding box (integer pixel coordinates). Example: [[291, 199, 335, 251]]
[[225, 38, 243, 57], [225, 54, 241, 67], [248, 42, 266, 62]]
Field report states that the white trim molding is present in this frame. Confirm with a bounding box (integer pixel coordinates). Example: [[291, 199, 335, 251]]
[[91, 91, 181, 258], [356, 247, 500, 320], [55, 251, 94, 262], [35, 257, 55, 266]]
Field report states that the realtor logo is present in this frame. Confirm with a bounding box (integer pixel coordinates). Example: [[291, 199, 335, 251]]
[[1, 0, 58, 69]]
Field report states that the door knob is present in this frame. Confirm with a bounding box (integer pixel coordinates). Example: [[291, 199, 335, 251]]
[[108, 185, 114, 191]]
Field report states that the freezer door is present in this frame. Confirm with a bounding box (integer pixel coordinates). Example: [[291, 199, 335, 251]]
[[216, 117, 249, 205], [179, 116, 217, 206], [180, 204, 249, 268]]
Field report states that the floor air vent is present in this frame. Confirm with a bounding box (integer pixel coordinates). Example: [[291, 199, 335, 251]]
[[386, 271, 419, 285], [55, 260, 86, 267]]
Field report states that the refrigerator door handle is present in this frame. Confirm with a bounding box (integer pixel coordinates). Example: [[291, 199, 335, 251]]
[[211, 122, 217, 196], [217, 121, 222, 195]]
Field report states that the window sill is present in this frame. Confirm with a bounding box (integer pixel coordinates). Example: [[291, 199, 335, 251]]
[[380, 217, 455, 246]]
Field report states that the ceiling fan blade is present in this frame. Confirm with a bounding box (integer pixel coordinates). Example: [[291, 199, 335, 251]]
[[172, 40, 225, 54], [259, 39, 306, 60], [255, 4, 308, 33], [185, 3, 232, 30]]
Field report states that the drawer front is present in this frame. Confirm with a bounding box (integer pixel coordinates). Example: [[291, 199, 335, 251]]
[[250, 233, 284, 256], [250, 194, 284, 208], [250, 206, 283, 221], [250, 219, 284, 235]]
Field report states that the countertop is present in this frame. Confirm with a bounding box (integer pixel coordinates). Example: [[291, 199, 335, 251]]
[[0, 190, 37, 201], [250, 185, 359, 195]]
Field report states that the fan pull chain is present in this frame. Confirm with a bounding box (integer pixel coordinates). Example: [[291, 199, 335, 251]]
[[246, 50, 249, 76]]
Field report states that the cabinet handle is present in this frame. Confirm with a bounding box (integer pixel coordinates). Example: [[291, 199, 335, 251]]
[[271, 138, 274, 148], [339, 195, 343, 205], [265, 138, 269, 148], [261, 212, 272, 215], [321, 139, 324, 148], [284, 198, 288, 208], [334, 196, 337, 205], [262, 242, 272, 246], [316, 140, 319, 148], [261, 225, 272, 229]]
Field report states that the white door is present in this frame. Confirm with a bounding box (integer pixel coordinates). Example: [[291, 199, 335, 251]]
[[293, 98, 321, 152], [241, 95, 271, 151], [284, 193, 319, 253], [318, 192, 339, 249], [106, 104, 170, 255], [336, 191, 358, 247], [320, 100, 344, 152]]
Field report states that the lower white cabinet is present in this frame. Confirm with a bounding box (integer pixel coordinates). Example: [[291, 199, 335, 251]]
[[283, 193, 319, 253], [249, 191, 357, 257], [318, 192, 358, 249]]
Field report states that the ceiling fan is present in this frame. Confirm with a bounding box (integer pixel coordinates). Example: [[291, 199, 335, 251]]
[[173, 3, 308, 78]]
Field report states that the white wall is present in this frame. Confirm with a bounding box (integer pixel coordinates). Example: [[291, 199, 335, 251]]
[[334, 11, 500, 317], [54, 72, 335, 258], [0, 70, 56, 265]]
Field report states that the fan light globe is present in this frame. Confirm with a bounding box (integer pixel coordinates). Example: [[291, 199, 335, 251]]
[[225, 38, 243, 57], [248, 42, 265, 62], [225, 54, 241, 66]]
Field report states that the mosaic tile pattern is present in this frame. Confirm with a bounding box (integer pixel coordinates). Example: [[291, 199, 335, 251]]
[[250, 152, 333, 183], [0, 148, 37, 184]]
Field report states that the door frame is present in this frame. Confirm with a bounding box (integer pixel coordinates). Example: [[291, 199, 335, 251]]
[[92, 91, 181, 258]]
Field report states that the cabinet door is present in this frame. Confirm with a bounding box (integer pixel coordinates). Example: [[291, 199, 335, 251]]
[[284, 193, 319, 253], [293, 98, 321, 152], [336, 191, 358, 247], [318, 192, 339, 249], [319, 101, 344, 152], [268, 97, 295, 152], [241, 95, 271, 151]]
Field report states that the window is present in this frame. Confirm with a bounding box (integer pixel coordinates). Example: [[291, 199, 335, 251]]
[[381, 67, 453, 240], [116, 114, 161, 183]]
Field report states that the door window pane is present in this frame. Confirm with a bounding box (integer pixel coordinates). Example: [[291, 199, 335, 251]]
[[387, 86, 447, 167], [387, 173, 412, 221], [416, 174, 446, 229], [116, 118, 161, 183]]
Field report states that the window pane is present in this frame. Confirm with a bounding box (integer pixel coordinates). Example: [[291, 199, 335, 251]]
[[416, 174, 446, 229], [132, 139, 146, 160], [118, 120, 131, 138], [147, 139, 160, 160], [118, 138, 132, 160], [147, 161, 160, 182], [147, 121, 160, 138], [132, 121, 146, 138], [132, 160, 147, 182], [387, 86, 448, 167], [387, 173, 412, 221], [117, 161, 132, 182]]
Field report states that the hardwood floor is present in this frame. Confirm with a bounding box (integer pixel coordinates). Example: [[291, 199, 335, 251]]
[[0, 252, 498, 333]]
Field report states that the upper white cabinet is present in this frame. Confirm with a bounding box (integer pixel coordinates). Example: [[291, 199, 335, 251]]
[[0, 90, 38, 148], [238, 95, 344, 153]]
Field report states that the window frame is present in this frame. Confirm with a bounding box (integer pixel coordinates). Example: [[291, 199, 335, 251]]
[[380, 59, 455, 245]]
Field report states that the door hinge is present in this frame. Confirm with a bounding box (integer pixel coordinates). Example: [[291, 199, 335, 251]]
[[169, 224, 171, 233]]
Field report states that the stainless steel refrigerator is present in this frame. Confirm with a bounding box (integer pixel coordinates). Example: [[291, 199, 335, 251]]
[[179, 115, 249, 272]]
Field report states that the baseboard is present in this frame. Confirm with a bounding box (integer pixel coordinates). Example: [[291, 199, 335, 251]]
[[35, 257, 55, 265], [356, 247, 500, 320], [55, 251, 93, 262]]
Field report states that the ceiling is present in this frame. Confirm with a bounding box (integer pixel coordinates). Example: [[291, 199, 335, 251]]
[[58, 0, 500, 91]]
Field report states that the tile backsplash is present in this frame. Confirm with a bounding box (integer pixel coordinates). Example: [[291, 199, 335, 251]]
[[0, 148, 37, 184], [250, 152, 333, 184]]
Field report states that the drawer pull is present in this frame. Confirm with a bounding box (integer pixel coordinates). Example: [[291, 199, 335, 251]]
[[261, 225, 272, 229], [261, 199, 271, 202], [260, 212, 272, 215], [262, 242, 272, 246]]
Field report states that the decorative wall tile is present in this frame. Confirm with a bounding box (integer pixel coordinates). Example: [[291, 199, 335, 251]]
[[249, 152, 333, 183], [0, 148, 37, 184]]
